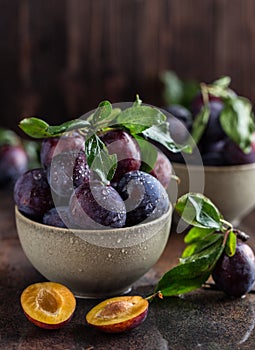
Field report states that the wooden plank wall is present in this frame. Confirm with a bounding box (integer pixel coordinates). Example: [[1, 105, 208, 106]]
[[0, 0, 255, 132]]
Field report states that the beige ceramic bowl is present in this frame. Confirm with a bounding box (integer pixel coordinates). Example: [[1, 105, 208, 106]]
[[15, 205, 172, 298], [168, 162, 255, 225]]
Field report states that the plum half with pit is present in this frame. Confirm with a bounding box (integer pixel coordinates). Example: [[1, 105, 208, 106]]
[[212, 241, 255, 297], [69, 181, 126, 229], [116, 170, 169, 226], [86, 295, 149, 333], [99, 129, 141, 182], [14, 168, 54, 219]]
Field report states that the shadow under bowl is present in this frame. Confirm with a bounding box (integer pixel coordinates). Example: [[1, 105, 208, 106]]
[[15, 205, 172, 298]]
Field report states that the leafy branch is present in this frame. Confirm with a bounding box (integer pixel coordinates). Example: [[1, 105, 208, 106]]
[[19, 96, 191, 184], [151, 193, 249, 299]]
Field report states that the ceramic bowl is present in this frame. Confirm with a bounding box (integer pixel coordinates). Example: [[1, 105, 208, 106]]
[[168, 162, 255, 225], [15, 205, 172, 298]]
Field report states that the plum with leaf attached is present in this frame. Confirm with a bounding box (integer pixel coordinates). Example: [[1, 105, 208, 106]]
[[99, 129, 141, 182], [212, 241, 255, 297]]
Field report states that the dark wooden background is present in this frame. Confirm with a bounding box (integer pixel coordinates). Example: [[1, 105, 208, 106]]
[[1, 0, 254, 133]]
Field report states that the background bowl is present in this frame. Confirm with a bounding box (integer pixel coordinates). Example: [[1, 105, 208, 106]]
[[15, 205, 172, 298], [168, 162, 255, 226]]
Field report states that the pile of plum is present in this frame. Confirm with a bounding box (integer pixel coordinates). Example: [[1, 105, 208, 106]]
[[14, 129, 171, 229], [164, 92, 255, 166]]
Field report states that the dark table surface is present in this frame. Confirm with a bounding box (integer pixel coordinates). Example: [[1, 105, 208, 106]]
[[1, 187, 255, 350]]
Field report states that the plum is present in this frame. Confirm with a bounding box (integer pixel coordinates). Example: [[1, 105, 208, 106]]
[[99, 129, 141, 182], [190, 92, 222, 116], [200, 139, 228, 166], [198, 100, 225, 144], [212, 241, 255, 297], [69, 181, 126, 229], [20, 282, 76, 329], [40, 132, 85, 169], [14, 168, 54, 218], [166, 104, 193, 132], [116, 170, 169, 226], [0, 144, 28, 186], [47, 150, 90, 198], [42, 206, 71, 228], [149, 150, 172, 189], [224, 135, 255, 165], [86, 296, 148, 333]]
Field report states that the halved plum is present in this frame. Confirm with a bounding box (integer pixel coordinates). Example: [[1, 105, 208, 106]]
[[86, 295, 148, 333], [20, 282, 76, 329]]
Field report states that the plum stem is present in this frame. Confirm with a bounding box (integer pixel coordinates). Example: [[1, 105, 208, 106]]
[[145, 291, 163, 302], [220, 218, 233, 231], [232, 229, 250, 242], [200, 83, 209, 106]]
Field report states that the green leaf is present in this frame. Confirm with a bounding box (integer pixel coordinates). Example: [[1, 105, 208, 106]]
[[220, 97, 255, 153], [19, 117, 90, 138], [190, 105, 210, 144], [142, 123, 192, 153], [184, 227, 215, 244], [135, 136, 158, 173], [155, 241, 224, 296], [160, 70, 199, 107], [212, 76, 231, 90], [181, 232, 223, 259], [85, 134, 117, 183], [225, 230, 237, 257], [160, 70, 184, 106], [0, 128, 20, 146], [91, 101, 112, 124], [117, 105, 166, 134], [175, 193, 223, 230]]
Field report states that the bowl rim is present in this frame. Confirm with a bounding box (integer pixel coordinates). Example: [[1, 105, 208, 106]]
[[172, 161, 255, 172], [15, 203, 172, 234]]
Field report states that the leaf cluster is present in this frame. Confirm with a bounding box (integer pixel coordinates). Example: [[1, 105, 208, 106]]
[[155, 193, 240, 297], [190, 76, 255, 153], [19, 96, 190, 184]]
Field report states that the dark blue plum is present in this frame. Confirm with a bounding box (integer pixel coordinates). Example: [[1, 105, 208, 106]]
[[198, 100, 226, 144], [40, 132, 85, 169], [116, 170, 169, 226], [42, 206, 71, 228], [100, 129, 141, 182], [14, 168, 54, 218], [224, 136, 255, 165], [165, 104, 193, 131], [47, 150, 90, 198], [212, 241, 255, 297], [149, 151, 172, 189], [200, 139, 228, 166], [69, 181, 126, 229], [0, 144, 28, 186], [190, 92, 221, 117]]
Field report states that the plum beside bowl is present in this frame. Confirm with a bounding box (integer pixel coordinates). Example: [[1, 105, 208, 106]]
[[168, 162, 255, 225], [15, 205, 172, 299]]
